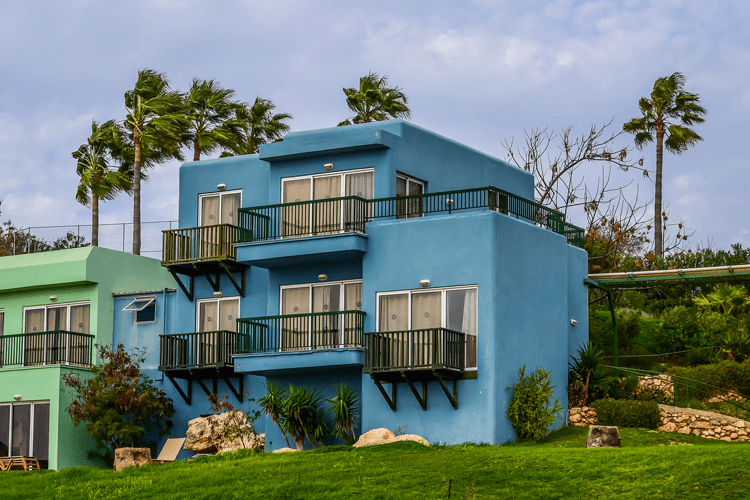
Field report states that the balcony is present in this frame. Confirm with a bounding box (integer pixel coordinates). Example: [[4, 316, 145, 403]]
[[161, 224, 247, 300], [0, 331, 94, 368], [158, 330, 243, 404], [232, 311, 366, 375], [363, 328, 467, 411], [235, 187, 584, 267]]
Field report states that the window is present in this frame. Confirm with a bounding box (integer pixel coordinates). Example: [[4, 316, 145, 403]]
[[396, 173, 425, 219], [279, 280, 363, 349], [0, 310, 4, 336], [281, 169, 374, 237], [122, 297, 156, 324], [0, 401, 50, 468], [196, 297, 240, 333], [22, 303, 91, 366], [377, 286, 477, 369], [199, 190, 242, 227]]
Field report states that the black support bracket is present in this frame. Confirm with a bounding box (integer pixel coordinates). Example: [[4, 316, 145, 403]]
[[169, 271, 194, 302], [433, 371, 458, 409], [166, 375, 192, 405], [197, 267, 220, 293], [372, 377, 397, 412], [220, 373, 245, 403], [219, 263, 246, 298], [401, 372, 427, 411]]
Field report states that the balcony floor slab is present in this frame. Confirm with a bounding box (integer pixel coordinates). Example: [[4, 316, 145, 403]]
[[233, 348, 364, 376], [234, 233, 367, 269]]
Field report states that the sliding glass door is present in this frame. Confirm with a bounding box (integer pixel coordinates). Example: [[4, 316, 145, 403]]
[[0, 402, 49, 465]]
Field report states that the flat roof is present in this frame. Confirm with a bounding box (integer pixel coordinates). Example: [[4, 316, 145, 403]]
[[586, 264, 750, 290]]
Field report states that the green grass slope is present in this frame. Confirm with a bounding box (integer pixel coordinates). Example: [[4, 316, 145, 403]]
[[2, 427, 749, 500]]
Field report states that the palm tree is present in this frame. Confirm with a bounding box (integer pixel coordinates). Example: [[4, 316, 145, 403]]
[[338, 72, 411, 126], [225, 97, 292, 155], [623, 72, 706, 257], [124, 69, 188, 255], [73, 120, 132, 246], [184, 78, 244, 161]]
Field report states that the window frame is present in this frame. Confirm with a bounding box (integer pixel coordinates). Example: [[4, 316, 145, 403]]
[[279, 279, 364, 315], [0, 309, 4, 337], [396, 172, 425, 219], [198, 189, 242, 227], [195, 296, 241, 333], [122, 296, 157, 325], [22, 301, 91, 334], [0, 400, 50, 463], [376, 285, 478, 370], [281, 168, 375, 202]]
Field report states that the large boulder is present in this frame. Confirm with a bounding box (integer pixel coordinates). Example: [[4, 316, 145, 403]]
[[353, 428, 429, 448], [586, 425, 621, 448], [185, 411, 265, 454], [114, 447, 151, 472]]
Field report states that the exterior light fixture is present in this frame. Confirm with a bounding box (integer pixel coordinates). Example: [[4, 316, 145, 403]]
[[13, 395, 21, 401], [324, 163, 334, 170], [213, 291, 223, 298], [217, 183, 227, 191], [318, 274, 328, 281], [571, 319, 577, 326], [420, 279, 431, 287], [49, 295, 58, 302]]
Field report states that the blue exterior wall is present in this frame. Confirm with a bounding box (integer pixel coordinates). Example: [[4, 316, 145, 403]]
[[110, 119, 588, 454]]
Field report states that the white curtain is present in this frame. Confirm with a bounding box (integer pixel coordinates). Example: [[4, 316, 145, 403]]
[[282, 179, 311, 237], [24, 309, 44, 333], [218, 299, 239, 332], [221, 193, 241, 226], [379, 294, 408, 332], [0, 311, 5, 336], [313, 285, 340, 346], [281, 287, 310, 350], [199, 302, 218, 333], [70, 305, 90, 334], [447, 289, 477, 369], [344, 283, 362, 311], [345, 172, 373, 199], [313, 176, 341, 234], [46, 307, 66, 331], [200, 195, 220, 226]]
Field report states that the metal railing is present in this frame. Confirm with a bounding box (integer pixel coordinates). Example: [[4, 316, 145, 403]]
[[0, 331, 94, 368], [237, 197, 370, 242], [161, 224, 243, 265], [237, 187, 585, 247], [364, 328, 466, 373], [3, 220, 176, 257], [158, 330, 238, 371], [236, 310, 366, 354]]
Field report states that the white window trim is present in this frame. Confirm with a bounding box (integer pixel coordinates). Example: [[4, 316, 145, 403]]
[[281, 168, 375, 200], [279, 279, 364, 315], [0, 401, 50, 460], [376, 285, 478, 370], [195, 296, 241, 332], [122, 297, 157, 325], [22, 301, 91, 334], [198, 189, 242, 226]]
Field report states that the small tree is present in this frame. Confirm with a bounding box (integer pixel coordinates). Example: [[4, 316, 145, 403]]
[[506, 366, 563, 442], [62, 344, 174, 458], [207, 393, 261, 449]]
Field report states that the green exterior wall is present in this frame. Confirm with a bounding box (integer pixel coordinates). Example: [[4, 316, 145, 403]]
[[0, 247, 175, 469]]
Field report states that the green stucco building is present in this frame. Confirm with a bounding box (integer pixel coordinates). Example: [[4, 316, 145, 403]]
[[0, 247, 174, 470]]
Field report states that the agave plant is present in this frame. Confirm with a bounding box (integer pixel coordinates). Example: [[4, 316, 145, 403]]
[[720, 330, 750, 362], [569, 342, 606, 404]]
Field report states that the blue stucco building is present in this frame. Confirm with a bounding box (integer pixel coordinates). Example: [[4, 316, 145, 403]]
[[113, 119, 588, 451]]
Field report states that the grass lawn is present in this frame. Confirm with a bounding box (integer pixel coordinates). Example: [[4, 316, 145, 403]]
[[2, 426, 749, 499]]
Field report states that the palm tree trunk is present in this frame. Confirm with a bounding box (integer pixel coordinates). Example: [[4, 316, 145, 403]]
[[193, 138, 201, 162], [92, 194, 99, 247], [654, 127, 664, 258], [133, 128, 142, 256]]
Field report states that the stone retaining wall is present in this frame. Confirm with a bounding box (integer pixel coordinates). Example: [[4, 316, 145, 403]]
[[568, 404, 750, 442], [638, 374, 674, 397]]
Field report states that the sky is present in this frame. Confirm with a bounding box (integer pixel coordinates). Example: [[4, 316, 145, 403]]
[[0, 0, 748, 256]]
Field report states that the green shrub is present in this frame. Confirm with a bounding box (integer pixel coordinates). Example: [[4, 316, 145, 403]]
[[592, 399, 660, 429], [667, 360, 750, 400], [506, 366, 563, 442], [633, 387, 673, 405]]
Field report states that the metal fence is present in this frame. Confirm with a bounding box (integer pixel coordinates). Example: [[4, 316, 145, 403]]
[[0, 331, 94, 368], [3, 221, 177, 257]]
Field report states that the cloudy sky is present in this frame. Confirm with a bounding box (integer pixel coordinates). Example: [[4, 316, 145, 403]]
[[0, 0, 748, 256]]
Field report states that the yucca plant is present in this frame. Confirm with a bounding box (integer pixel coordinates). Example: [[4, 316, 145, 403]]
[[281, 385, 328, 450], [258, 381, 290, 448], [328, 383, 359, 445], [569, 342, 606, 404]]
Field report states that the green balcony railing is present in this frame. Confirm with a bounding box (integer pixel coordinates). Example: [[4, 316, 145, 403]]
[[0, 331, 94, 368], [158, 330, 238, 371], [364, 328, 466, 373], [236, 310, 366, 354], [162, 224, 243, 266], [237, 187, 585, 247], [237, 197, 370, 242]]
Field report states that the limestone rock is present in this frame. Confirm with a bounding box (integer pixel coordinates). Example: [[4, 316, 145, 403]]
[[114, 447, 151, 472], [390, 434, 429, 446], [272, 447, 298, 453], [586, 426, 621, 448], [353, 428, 396, 448], [185, 411, 264, 454]]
